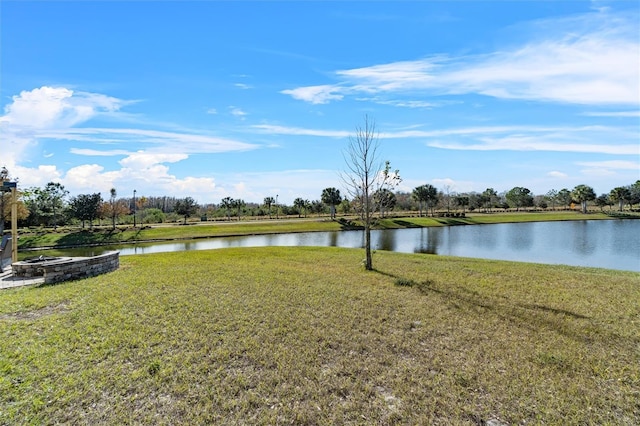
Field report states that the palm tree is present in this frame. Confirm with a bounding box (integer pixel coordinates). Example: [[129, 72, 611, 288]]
[[293, 198, 306, 218], [321, 187, 342, 219], [610, 187, 631, 211], [482, 188, 498, 212], [220, 197, 234, 221], [413, 184, 438, 216], [263, 196, 275, 218], [232, 199, 245, 221], [571, 184, 596, 214]]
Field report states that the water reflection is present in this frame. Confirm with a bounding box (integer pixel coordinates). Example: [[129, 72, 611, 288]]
[[506, 222, 534, 252], [25, 220, 640, 272], [415, 228, 440, 254], [376, 230, 396, 252], [571, 221, 596, 255]]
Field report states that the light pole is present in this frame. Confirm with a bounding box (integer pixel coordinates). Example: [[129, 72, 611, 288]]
[[133, 189, 137, 228], [275, 194, 279, 220]]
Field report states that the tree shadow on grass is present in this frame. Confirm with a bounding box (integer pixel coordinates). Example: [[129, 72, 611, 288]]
[[336, 218, 363, 231], [391, 220, 422, 228], [373, 268, 608, 344], [432, 218, 474, 226]]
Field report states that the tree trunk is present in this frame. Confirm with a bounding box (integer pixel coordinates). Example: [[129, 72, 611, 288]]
[[364, 204, 372, 270]]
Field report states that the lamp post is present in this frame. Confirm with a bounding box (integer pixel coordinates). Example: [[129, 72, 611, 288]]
[[275, 194, 279, 220], [133, 189, 137, 228]]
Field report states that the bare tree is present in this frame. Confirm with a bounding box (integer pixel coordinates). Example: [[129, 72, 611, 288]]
[[342, 116, 400, 271]]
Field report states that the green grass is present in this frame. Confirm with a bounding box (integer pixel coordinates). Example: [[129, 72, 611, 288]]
[[17, 211, 626, 250], [17, 219, 345, 249], [1, 247, 638, 424]]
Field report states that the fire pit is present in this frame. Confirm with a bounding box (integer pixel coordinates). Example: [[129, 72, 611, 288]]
[[13, 256, 73, 277], [23, 255, 65, 264], [12, 251, 119, 284]]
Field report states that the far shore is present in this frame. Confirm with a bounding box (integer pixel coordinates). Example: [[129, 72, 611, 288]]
[[15, 210, 638, 252]]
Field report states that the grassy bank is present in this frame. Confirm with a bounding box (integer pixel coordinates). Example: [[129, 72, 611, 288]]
[[1, 247, 638, 424], [17, 211, 624, 250]]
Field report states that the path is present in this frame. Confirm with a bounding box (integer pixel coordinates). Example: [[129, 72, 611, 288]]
[[0, 269, 44, 290]]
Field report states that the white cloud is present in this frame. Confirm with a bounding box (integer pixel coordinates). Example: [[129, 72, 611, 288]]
[[280, 85, 344, 104], [0, 86, 262, 201], [252, 122, 638, 155], [119, 152, 188, 170], [252, 124, 349, 138], [575, 160, 638, 170], [0, 86, 131, 169], [582, 111, 640, 117], [0, 86, 259, 172], [283, 10, 639, 106], [57, 153, 218, 197], [229, 106, 248, 118], [580, 167, 616, 177], [431, 178, 475, 193], [0, 86, 126, 129], [234, 83, 253, 90], [65, 164, 109, 190], [547, 171, 568, 178], [356, 98, 439, 108], [206, 108, 218, 115], [171, 176, 217, 194], [210, 169, 340, 205], [40, 128, 258, 154], [429, 138, 638, 155], [11, 165, 62, 187], [70, 148, 132, 156]]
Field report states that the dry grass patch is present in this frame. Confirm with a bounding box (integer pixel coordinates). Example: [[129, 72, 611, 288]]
[[1, 247, 638, 424]]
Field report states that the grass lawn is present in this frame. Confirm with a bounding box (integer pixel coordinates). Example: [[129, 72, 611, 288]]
[[1, 247, 638, 424]]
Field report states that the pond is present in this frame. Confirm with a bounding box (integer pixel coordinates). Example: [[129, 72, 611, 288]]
[[25, 219, 640, 272]]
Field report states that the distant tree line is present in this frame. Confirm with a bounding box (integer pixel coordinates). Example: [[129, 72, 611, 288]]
[[3, 171, 640, 231]]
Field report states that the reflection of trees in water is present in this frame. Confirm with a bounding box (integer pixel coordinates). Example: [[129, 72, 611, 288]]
[[328, 231, 338, 247], [506, 223, 535, 252], [571, 221, 596, 255], [474, 226, 498, 250], [415, 228, 441, 254], [376, 230, 395, 251], [44, 221, 639, 271]]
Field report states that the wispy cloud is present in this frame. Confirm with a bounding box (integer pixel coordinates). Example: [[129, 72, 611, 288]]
[[356, 97, 439, 108], [280, 85, 344, 104], [0, 86, 131, 129], [0, 86, 260, 168], [283, 10, 639, 106], [70, 148, 133, 156], [582, 111, 640, 117], [229, 106, 248, 118], [575, 160, 639, 170], [252, 123, 638, 155], [252, 124, 349, 138], [0, 86, 261, 196], [42, 128, 258, 154], [547, 171, 568, 179], [234, 83, 253, 90]]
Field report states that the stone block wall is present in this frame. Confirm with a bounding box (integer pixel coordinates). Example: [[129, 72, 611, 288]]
[[43, 251, 120, 284], [12, 251, 120, 284]]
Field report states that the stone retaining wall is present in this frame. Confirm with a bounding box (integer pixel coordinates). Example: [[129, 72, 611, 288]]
[[13, 251, 119, 284]]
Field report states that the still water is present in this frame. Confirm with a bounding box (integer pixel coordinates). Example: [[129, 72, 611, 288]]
[[46, 220, 639, 272]]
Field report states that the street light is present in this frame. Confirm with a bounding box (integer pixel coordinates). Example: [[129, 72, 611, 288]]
[[133, 189, 137, 228], [275, 194, 279, 220]]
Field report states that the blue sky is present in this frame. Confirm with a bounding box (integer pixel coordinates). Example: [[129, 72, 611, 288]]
[[1, 1, 638, 205]]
